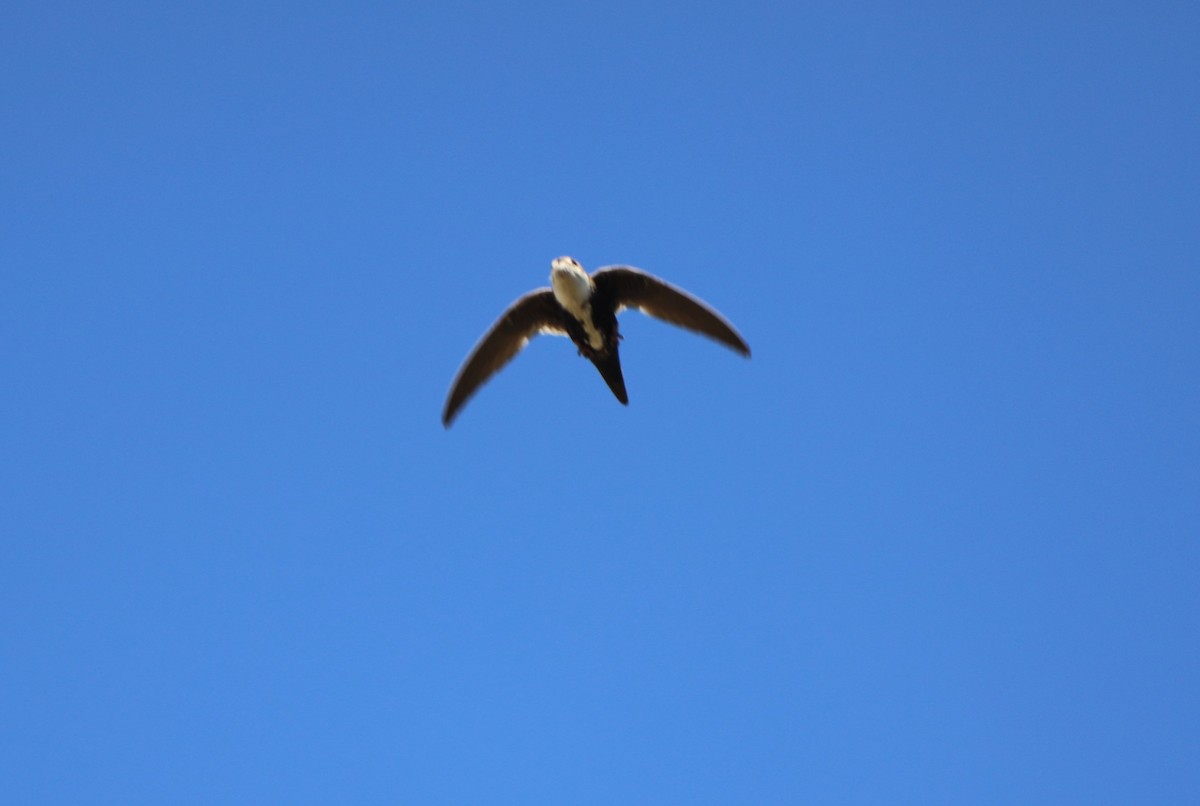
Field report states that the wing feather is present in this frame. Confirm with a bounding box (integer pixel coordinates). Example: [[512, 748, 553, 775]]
[[592, 267, 750, 356], [442, 289, 567, 427]]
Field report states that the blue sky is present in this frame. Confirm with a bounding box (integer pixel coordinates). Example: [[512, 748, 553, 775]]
[[2, 1, 1197, 802]]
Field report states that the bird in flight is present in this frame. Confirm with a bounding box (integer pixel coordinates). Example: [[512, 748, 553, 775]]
[[442, 256, 750, 427]]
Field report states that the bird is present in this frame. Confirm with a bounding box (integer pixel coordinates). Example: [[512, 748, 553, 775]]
[[441, 256, 750, 427]]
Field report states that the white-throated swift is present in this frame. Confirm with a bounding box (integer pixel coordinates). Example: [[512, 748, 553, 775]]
[[442, 256, 750, 427]]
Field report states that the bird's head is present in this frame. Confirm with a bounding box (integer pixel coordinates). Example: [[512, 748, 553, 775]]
[[551, 256, 582, 273], [550, 255, 593, 308]]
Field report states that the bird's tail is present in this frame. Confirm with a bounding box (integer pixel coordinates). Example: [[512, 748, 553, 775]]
[[590, 349, 628, 405]]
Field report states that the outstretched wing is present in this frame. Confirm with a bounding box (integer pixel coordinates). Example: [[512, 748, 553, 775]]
[[442, 289, 568, 427], [592, 266, 750, 356]]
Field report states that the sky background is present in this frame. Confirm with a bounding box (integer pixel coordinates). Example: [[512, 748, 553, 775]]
[[2, 1, 1198, 802]]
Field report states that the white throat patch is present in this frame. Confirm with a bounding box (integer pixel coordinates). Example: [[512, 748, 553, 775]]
[[550, 258, 603, 350]]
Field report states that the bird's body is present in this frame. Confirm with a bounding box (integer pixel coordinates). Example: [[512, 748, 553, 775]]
[[550, 257, 604, 350], [442, 257, 749, 427]]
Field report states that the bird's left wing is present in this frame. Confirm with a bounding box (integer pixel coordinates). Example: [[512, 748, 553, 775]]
[[442, 289, 568, 427], [592, 266, 750, 356]]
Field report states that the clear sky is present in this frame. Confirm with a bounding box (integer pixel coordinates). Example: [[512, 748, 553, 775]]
[[2, 1, 1197, 802]]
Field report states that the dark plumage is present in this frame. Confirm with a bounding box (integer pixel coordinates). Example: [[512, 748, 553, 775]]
[[442, 258, 749, 427]]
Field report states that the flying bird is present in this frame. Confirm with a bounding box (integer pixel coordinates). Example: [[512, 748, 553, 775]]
[[442, 256, 750, 427]]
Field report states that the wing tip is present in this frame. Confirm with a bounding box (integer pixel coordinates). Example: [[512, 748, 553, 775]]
[[717, 330, 751, 358], [441, 393, 464, 428]]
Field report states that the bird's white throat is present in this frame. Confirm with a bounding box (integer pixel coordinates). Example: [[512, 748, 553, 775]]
[[551, 258, 603, 349]]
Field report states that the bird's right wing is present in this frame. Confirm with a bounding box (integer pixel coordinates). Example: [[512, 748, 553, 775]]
[[442, 289, 568, 427]]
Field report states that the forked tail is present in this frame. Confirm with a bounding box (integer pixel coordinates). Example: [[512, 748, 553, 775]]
[[589, 349, 628, 405]]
